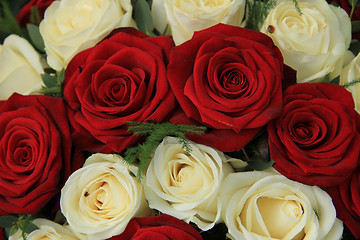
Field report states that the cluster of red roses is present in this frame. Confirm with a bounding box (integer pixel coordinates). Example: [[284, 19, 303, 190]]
[[1, 0, 360, 239]]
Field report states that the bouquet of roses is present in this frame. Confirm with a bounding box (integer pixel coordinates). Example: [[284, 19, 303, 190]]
[[1, 0, 360, 239]]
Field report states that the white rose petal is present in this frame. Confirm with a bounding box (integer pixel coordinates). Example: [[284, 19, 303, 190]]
[[220, 170, 343, 240], [60, 153, 150, 240], [39, 0, 135, 70], [260, 0, 351, 83], [144, 136, 234, 230], [152, 0, 246, 45], [0, 35, 44, 100], [340, 52, 360, 113], [9, 218, 83, 240]]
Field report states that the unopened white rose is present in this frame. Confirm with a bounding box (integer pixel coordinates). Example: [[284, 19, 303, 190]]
[[39, 0, 134, 71], [261, 0, 351, 83], [340, 52, 360, 113], [0, 34, 44, 100], [152, 0, 246, 45], [60, 153, 150, 240], [220, 170, 343, 240], [9, 218, 83, 240], [144, 136, 235, 230]]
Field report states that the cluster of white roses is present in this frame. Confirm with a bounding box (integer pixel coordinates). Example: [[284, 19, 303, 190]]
[[9, 136, 343, 240]]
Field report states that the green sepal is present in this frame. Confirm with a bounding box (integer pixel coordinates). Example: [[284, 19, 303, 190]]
[[26, 23, 45, 52], [133, 0, 154, 36]]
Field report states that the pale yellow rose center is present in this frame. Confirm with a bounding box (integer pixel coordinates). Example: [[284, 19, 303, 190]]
[[82, 173, 130, 220], [167, 152, 212, 196], [56, 0, 103, 33], [240, 196, 305, 239]]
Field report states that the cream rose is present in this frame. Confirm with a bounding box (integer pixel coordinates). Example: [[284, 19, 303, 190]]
[[144, 136, 235, 230], [60, 153, 150, 240], [39, 0, 134, 71], [152, 0, 246, 45], [340, 52, 360, 113], [260, 0, 351, 83], [9, 218, 83, 240], [220, 170, 343, 240], [0, 34, 44, 100]]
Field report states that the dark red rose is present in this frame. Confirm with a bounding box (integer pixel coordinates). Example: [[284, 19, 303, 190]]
[[0, 93, 76, 215], [328, 167, 360, 239], [268, 82, 360, 187], [63, 28, 176, 153], [16, 0, 54, 26], [167, 23, 284, 152], [108, 214, 202, 240]]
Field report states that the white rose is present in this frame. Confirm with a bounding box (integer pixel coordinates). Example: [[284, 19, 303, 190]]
[[60, 153, 150, 240], [144, 136, 235, 230], [260, 0, 351, 83], [340, 52, 360, 113], [152, 0, 246, 45], [9, 218, 83, 240], [39, 0, 134, 71], [220, 170, 343, 240], [0, 34, 44, 100]]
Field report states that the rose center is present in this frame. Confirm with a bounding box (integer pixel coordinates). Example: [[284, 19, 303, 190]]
[[14, 145, 32, 166], [257, 197, 305, 239]]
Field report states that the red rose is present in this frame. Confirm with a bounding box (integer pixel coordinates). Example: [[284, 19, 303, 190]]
[[327, 167, 360, 239], [16, 0, 54, 26], [167, 24, 284, 152], [63, 28, 176, 153], [0, 93, 76, 215], [108, 214, 202, 240], [268, 83, 360, 187]]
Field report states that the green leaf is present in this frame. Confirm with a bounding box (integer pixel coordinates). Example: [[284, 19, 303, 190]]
[[29, 6, 41, 25], [134, 0, 154, 35], [41, 74, 57, 88], [56, 68, 65, 85], [248, 158, 274, 171], [0, 216, 18, 228], [26, 23, 45, 52], [23, 222, 38, 234]]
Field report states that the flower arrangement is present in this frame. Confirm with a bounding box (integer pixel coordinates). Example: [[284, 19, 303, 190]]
[[0, 0, 360, 239]]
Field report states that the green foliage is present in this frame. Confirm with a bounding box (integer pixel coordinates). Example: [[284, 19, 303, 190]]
[[124, 121, 206, 179], [133, 0, 154, 36], [292, 0, 302, 15], [40, 68, 65, 97], [245, 0, 276, 31], [227, 130, 273, 171], [0, 214, 38, 240], [0, 0, 29, 42], [26, 23, 45, 52], [341, 77, 360, 88]]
